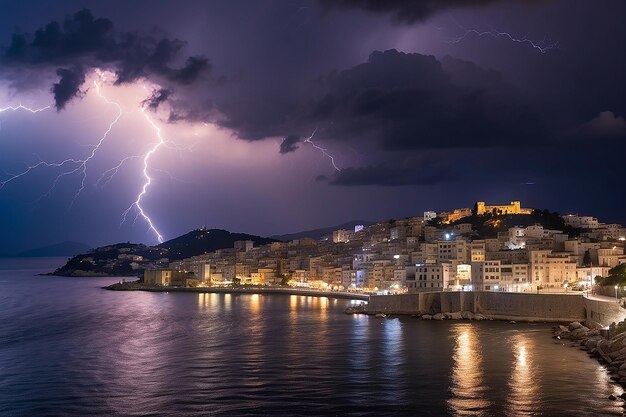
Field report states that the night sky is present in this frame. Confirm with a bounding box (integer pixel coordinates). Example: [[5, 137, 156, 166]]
[[0, 0, 625, 252]]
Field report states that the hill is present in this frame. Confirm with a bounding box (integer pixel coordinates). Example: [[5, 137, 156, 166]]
[[15, 241, 91, 258], [271, 220, 374, 241], [446, 209, 581, 238], [51, 228, 278, 277], [157, 228, 277, 259]]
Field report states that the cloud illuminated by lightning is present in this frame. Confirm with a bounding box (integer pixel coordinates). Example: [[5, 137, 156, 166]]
[[302, 127, 341, 172], [447, 29, 559, 53]]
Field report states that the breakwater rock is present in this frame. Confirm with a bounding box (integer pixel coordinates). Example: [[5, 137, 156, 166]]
[[555, 319, 626, 399]]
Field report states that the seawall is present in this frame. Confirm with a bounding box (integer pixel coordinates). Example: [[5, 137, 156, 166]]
[[367, 291, 626, 325], [104, 284, 370, 301]]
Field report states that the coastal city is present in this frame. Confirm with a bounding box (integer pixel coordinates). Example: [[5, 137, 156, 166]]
[[139, 200, 626, 294]]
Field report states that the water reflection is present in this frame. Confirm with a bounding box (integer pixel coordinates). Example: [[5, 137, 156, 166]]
[[250, 293, 260, 313], [506, 334, 538, 416], [448, 324, 491, 416], [381, 319, 405, 403]]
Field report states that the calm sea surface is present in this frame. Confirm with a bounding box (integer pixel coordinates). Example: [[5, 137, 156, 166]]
[[0, 258, 623, 416]]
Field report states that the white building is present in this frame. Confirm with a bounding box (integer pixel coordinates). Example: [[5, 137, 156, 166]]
[[563, 215, 599, 229], [406, 263, 452, 292], [424, 211, 437, 222]]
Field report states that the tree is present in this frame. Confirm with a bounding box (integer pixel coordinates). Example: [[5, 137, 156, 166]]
[[583, 249, 592, 267], [598, 264, 626, 286]]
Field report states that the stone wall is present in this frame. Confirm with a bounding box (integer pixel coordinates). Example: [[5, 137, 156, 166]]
[[368, 291, 626, 325], [584, 297, 626, 327]]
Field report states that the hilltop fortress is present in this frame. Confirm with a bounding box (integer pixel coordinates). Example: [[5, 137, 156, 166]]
[[438, 201, 533, 223]]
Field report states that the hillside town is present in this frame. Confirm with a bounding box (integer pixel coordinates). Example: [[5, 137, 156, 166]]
[[143, 201, 626, 294]]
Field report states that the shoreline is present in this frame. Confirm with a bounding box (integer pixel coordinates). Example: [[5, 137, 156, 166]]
[[103, 283, 370, 301]]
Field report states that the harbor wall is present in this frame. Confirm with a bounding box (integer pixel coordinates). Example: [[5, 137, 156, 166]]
[[368, 291, 626, 324]]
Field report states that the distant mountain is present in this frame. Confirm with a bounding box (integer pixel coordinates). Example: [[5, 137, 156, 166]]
[[51, 228, 278, 276], [15, 241, 91, 258], [271, 220, 374, 242]]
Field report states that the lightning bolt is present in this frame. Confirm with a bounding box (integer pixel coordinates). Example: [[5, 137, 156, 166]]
[[120, 107, 166, 244], [0, 78, 122, 203], [447, 29, 559, 53], [1, 73, 191, 246], [60, 79, 123, 204], [302, 127, 341, 172], [0, 104, 50, 114], [0, 103, 50, 131], [95, 155, 141, 188]]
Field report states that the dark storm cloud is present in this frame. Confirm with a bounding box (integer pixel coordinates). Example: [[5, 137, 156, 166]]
[[52, 67, 86, 110], [142, 88, 172, 110], [330, 160, 455, 186], [279, 134, 301, 154], [1, 9, 210, 109], [206, 49, 544, 153], [319, 0, 538, 24], [307, 49, 544, 150]]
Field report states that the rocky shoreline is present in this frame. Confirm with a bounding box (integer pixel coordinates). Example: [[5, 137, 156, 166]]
[[345, 305, 494, 321], [553, 320, 626, 403]]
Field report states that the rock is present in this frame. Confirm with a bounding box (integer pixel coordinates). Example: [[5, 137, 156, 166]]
[[569, 321, 583, 331], [473, 314, 486, 321], [588, 329, 601, 337], [559, 325, 569, 332], [611, 340, 625, 353], [461, 311, 472, 319], [585, 320, 603, 330], [449, 312, 462, 320], [571, 328, 590, 340], [433, 313, 444, 320], [509, 320, 516, 324], [610, 394, 618, 401], [422, 314, 433, 320], [620, 393, 626, 400]]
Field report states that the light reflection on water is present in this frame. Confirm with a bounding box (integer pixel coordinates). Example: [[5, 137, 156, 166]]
[[448, 324, 491, 416], [0, 259, 625, 416], [506, 334, 538, 416]]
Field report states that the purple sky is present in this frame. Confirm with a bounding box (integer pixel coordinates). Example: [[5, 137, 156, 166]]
[[0, 0, 625, 252]]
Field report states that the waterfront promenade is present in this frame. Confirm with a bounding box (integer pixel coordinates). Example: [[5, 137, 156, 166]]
[[105, 283, 370, 301]]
